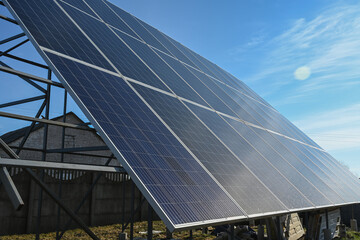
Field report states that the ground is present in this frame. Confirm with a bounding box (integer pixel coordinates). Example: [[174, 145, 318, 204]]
[[342, 231, 360, 240], [0, 221, 216, 240], [1, 222, 359, 239]]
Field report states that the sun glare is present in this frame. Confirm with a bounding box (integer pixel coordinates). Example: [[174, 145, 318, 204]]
[[294, 66, 311, 80]]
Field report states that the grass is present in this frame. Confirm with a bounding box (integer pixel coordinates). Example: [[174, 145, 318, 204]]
[[0, 221, 216, 240], [341, 231, 360, 240]]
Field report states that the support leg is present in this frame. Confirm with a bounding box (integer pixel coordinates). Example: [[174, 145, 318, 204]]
[[230, 224, 234, 240], [276, 216, 283, 240], [147, 203, 153, 240], [130, 181, 135, 240], [35, 82, 51, 240]]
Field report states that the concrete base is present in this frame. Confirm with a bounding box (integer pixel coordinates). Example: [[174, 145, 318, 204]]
[[323, 229, 331, 240], [351, 219, 358, 231]]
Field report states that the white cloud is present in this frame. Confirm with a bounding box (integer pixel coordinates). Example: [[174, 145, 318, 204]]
[[237, 2, 360, 99], [294, 103, 360, 151]]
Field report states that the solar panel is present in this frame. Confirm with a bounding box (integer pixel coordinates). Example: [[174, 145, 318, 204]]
[[4, 0, 360, 231]]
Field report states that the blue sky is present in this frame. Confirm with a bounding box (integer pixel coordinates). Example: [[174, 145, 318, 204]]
[[1, 0, 360, 175]]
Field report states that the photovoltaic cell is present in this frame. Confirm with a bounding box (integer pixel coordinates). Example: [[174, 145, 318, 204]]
[[117, 32, 209, 106], [6, 0, 114, 71], [296, 143, 360, 198], [5, 0, 360, 231], [185, 104, 316, 210], [187, 68, 266, 125], [60, 0, 98, 18], [269, 133, 360, 202], [45, 52, 245, 226], [154, 49, 237, 116], [133, 85, 288, 215], [59, 2, 170, 92], [247, 126, 346, 205], [104, 1, 172, 55], [162, 35, 217, 76], [83, 0, 139, 38], [137, 19, 198, 68]]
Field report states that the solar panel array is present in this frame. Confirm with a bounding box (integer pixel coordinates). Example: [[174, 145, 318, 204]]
[[4, 0, 360, 231]]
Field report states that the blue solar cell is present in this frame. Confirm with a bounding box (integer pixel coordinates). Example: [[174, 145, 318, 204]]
[[59, 2, 170, 92], [45, 52, 245, 226], [187, 68, 266, 123], [60, 0, 98, 18], [5, 0, 114, 71], [185, 104, 318, 210], [270, 133, 360, 202], [104, 1, 172, 55], [133, 84, 288, 215], [83, 0, 139, 38], [248, 126, 346, 205], [6, 0, 360, 231], [154, 50, 237, 116], [117, 31, 209, 106], [162, 35, 217, 76], [136, 19, 198, 68], [295, 142, 360, 199]]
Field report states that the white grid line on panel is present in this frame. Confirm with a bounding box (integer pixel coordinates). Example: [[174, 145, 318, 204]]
[[39, 45, 326, 153], [55, 0, 249, 229], [52, 0, 179, 231], [70, 0, 276, 113]]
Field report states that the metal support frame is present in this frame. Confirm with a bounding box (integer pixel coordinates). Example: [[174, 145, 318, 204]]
[[0, 65, 62, 87], [35, 73, 51, 240], [0, 158, 124, 173], [56, 90, 67, 240], [229, 224, 234, 240], [147, 203, 153, 240], [0, 95, 46, 109], [0, 14, 131, 239], [9, 145, 118, 159], [47, 145, 109, 153], [276, 216, 283, 240], [0, 32, 25, 45], [0, 138, 100, 240], [0, 14, 17, 24], [122, 195, 146, 235], [325, 209, 329, 229], [0, 5, 173, 240]]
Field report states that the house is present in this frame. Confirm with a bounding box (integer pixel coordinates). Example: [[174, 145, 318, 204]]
[[0, 112, 149, 235]]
